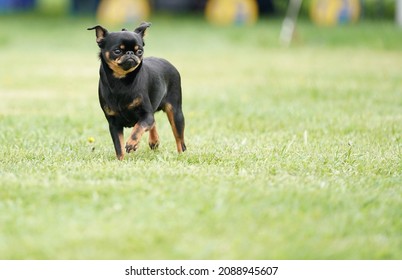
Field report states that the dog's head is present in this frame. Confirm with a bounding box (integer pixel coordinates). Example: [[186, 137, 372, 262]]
[[88, 22, 151, 78]]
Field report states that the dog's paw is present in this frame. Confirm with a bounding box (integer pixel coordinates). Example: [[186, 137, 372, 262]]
[[125, 141, 139, 153], [149, 140, 160, 150]]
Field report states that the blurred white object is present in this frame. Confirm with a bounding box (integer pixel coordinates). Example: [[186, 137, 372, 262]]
[[280, 0, 302, 46], [397, 0, 402, 26]]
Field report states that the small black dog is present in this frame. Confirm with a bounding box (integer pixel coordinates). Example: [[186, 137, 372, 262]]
[[88, 22, 186, 160]]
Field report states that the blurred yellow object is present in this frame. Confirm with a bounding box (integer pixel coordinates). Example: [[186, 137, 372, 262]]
[[310, 0, 360, 26], [88, 137, 95, 143], [205, 0, 258, 26], [97, 0, 150, 27]]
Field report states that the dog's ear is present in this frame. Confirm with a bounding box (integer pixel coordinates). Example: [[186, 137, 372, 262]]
[[134, 22, 151, 38], [87, 25, 109, 47]]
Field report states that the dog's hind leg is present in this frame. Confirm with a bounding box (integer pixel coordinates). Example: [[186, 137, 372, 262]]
[[164, 103, 186, 153]]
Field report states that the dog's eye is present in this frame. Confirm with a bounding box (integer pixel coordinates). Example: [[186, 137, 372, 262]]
[[136, 49, 143, 56], [113, 49, 122, 55]]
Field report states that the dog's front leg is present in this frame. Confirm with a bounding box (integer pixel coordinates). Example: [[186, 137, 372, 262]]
[[125, 114, 155, 153], [109, 124, 125, 160]]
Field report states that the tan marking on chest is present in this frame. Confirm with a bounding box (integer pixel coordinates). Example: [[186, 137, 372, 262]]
[[104, 106, 118, 116], [127, 97, 142, 110]]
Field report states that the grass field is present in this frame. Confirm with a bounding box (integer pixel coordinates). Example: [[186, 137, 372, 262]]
[[0, 14, 401, 259]]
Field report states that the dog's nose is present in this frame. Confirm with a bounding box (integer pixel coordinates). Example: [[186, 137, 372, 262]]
[[126, 51, 134, 56]]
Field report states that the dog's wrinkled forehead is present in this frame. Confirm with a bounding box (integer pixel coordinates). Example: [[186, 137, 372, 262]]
[[105, 32, 143, 48]]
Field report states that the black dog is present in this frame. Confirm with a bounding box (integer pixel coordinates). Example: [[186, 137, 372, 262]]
[[88, 22, 186, 160]]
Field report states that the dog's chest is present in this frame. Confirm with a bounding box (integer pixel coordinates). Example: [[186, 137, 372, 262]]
[[102, 92, 143, 126], [103, 95, 141, 113]]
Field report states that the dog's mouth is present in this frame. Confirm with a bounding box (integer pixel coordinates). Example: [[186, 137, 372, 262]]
[[119, 56, 140, 70], [105, 51, 142, 78]]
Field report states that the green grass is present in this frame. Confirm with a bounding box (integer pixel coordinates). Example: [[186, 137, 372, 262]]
[[0, 14, 401, 259]]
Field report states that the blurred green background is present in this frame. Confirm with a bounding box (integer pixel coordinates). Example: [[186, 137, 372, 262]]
[[0, 0, 399, 20]]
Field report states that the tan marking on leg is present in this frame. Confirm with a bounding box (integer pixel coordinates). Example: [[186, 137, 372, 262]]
[[125, 123, 145, 153], [148, 124, 160, 150], [164, 103, 185, 153]]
